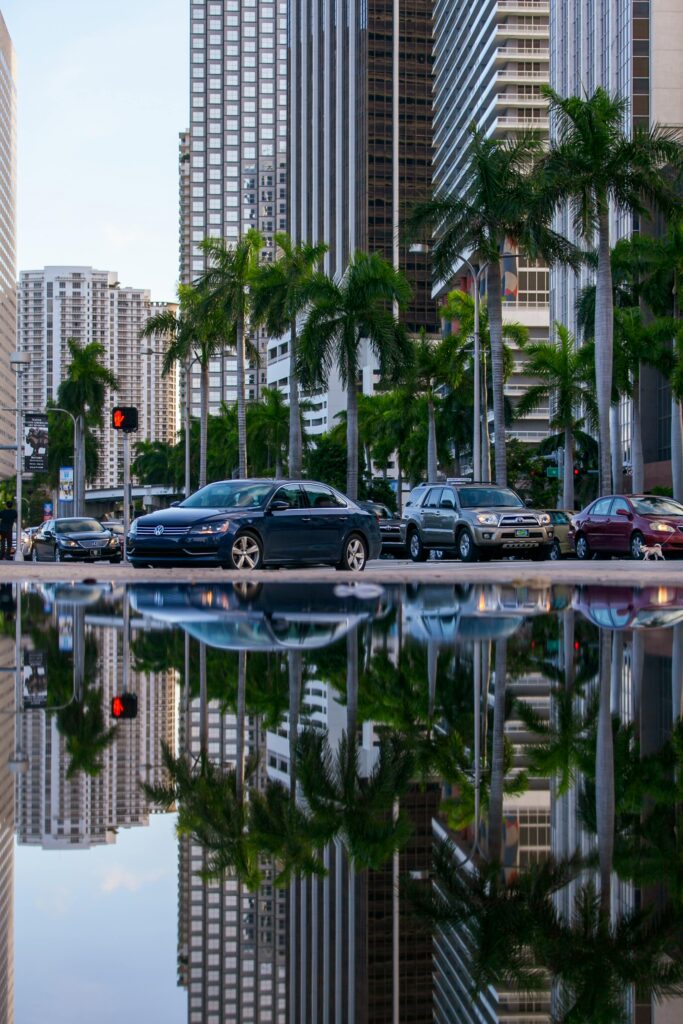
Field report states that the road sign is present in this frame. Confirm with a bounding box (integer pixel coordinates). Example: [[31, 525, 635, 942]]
[[546, 466, 559, 478]]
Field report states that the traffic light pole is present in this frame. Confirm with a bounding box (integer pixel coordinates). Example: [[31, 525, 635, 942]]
[[123, 432, 130, 559]]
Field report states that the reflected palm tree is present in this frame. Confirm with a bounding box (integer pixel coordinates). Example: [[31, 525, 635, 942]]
[[58, 687, 116, 780]]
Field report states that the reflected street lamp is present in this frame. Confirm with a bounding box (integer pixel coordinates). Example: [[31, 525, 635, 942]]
[[10, 351, 31, 561]]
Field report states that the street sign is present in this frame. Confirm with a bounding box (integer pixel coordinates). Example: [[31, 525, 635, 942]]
[[23, 413, 49, 472], [546, 466, 559, 478], [59, 466, 74, 501]]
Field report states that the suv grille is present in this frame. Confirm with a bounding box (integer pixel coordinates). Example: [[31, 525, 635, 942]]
[[499, 513, 539, 527]]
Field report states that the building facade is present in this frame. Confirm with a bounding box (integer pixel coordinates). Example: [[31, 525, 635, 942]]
[[432, 0, 552, 447], [277, 0, 438, 437], [549, 0, 683, 489], [16, 267, 177, 491], [0, 13, 16, 480]]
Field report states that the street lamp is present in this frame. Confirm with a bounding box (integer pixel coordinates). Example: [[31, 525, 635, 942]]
[[10, 351, 31, 561]]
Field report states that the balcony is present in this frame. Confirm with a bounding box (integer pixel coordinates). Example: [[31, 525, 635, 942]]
[[497, 67, 547, 81], [494, 46, 549, 61], [497, 0, 549, 10], [492, 114, 549, 133]]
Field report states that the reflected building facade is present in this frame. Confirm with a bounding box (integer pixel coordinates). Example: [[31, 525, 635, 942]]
[[0, 13, 16, 481], [0, 601, 15, 1024]]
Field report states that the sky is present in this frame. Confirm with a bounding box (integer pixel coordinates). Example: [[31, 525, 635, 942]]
[[2, 0, 188, 302]]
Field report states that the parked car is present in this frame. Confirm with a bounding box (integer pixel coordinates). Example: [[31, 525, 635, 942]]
[[20, 525, 41, 558], [358, 500, 406, 557], [401, 483, 554, 562], [545, 510, 574, 560], [102, 519, 125, 538], [31, 517, 122, 563], [126, 478, 382, 571], [569, 493, 683, 560]]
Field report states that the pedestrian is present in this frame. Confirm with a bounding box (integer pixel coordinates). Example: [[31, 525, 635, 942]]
[[0, 500, 17, 560]]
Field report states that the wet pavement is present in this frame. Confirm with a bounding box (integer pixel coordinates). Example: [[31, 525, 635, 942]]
[[1, 576, 682, 1022]]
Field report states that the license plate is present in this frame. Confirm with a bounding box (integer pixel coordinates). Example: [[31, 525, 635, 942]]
[[515, 529, 529, 538]]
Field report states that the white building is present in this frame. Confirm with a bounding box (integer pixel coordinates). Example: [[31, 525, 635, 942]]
[[0, 13, 16, 480], [432, 0, 552, 446], [16, 266, 177, 491]]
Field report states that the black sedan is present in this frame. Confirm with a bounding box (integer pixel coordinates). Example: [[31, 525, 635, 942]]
[[31, 517, 122, 563], [358, 500, 406, 557], [126, 478, 382, 571]]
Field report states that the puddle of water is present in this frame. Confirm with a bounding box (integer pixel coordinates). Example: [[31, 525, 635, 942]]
[[1, 579, 682, 1023]]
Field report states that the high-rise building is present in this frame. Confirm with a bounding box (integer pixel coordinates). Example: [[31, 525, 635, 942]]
[[432, 0, 552, 447], [278, 0, 438, 437], [183, 0, 288, 418], [16, 267, 177, 491], [550, 1, 683, 489], [0, 13, 17, 481]]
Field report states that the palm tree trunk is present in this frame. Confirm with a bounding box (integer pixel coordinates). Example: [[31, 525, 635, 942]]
[[486, 262, 507, 486], [671, 397, 683, 502], [453, 442, 461, 478], [75, 414, 85, 517], [346, 368, 359, 500], [595, 207, 614, 496], [275, 454, 283, 479], [199, 361, 209, 490], [184, 354, 192, 497], [236, 318, 248, 477], [346, 627, 358, 743], [396, 451, 402, 516], [199, 642, 208, 757], [596, 631, 614, 918], [481, 349, 492, 482], [289, 320, 302, 478], [236, 650, 247, 806], [610, 404, 622, 495], [631, 369, 644, 493], [427, 397, 437, 482], [288, 651, 302, 798], [487, 639, 507, 865], [563, 426, 574, 511]]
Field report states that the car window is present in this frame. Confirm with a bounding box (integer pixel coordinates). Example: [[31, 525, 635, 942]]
[[441, 488, 457, 506], [405, 487, 428, 507], [591, 498, 613, 515], [55, 519, 104, 534], [456, 487, 525, 509], [302, 483, 346, 509], [611, 498, 630, 515], [632, 496, 683, 516], [554, 512, 569, 524], [424, 488, 443, 509], [182, 482, 272, 509], [271, 485, 305, 510]]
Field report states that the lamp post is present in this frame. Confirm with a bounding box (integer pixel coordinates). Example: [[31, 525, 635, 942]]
[[10, 351, 31, 561]]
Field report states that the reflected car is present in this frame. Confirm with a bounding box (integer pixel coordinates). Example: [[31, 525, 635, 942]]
[[545, 510, 574, 560], [573, 585, 683, 630], [569, 494, 683, 560], [31, 517, 122, 563], [128, 582, 381, 651], [357, 500, 406, 557], [402, 583, 551, 645], [127, 479, 381, 571]]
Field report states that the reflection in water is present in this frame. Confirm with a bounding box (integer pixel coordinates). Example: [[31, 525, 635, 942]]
[[2, 580, 683, 1022]]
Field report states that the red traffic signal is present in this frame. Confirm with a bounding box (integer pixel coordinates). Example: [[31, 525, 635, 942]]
[[112, 406, 138, 432], [111, 693, 138, 719]]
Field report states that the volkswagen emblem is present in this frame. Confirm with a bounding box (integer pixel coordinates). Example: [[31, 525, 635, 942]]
[[154, 525, 165, 536]]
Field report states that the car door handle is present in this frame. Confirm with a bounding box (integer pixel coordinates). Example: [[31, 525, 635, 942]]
[[302, 516, 312, 522]]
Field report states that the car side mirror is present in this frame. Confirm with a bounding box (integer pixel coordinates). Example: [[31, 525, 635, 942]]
[[269, 500, 290, 513], [170, 501, 180, 507], [616, 507, 631, 517], [440, 499, 455, 510]]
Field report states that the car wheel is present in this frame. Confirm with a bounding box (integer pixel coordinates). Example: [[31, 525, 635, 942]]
[[575, 533, 591, 561], [630, 530, 645, 561], [408, 529, 428, 563], [337, 533, 367, 572], [31, 548, 39, 562], [229, 531, 263, 570], [549, 540, 562, 561], [457, 529, 480, 563]]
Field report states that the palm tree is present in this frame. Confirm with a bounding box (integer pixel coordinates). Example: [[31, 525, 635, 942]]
[[141, 284, 227, 490], [250, 232, 328, 477], [541, 85, 683, 495], [515, 323, 597, 509], [408, 126, 577, 486], [56, 338, 119, 514], [198, 229, 265, 478], [131, 439, 182, 489], [298, 250, 411, 500]]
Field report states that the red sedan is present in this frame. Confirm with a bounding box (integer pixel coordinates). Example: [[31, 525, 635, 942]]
[[569, 494, 683, 560]]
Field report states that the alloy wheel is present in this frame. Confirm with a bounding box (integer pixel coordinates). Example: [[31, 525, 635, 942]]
[[344, 536, 366, 571], [230, 534, 261, 570]]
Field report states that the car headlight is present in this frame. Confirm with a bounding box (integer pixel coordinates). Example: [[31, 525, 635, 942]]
[[60, 538, 79, 548], [107, 537, 119, 547], [189, 521, 231, 536], [476, 513, 500, 526], [651, 521, 675, 533], [539, 513, 551, 525]]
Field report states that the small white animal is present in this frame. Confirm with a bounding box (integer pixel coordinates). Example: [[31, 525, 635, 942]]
[[641, 543, 664, 561]]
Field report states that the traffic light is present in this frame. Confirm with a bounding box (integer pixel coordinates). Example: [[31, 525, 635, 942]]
[[112, 406, 138, 432], [111, 693, 138, 719]]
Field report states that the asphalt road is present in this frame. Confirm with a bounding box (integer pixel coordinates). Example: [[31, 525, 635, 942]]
[[3, 556, 683, 588]]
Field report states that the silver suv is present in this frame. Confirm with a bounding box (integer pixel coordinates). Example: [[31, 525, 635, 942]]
[[401, 483, 554, 562]]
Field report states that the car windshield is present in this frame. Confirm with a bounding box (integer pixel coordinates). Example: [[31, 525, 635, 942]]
[[181, 482, 273, 509], [456, 487, 525, 509], [55, 519, 104, 534], [632, 496, 683, 517]]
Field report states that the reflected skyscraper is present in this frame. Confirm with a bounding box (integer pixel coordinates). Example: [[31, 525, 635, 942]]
[[0, 600, 15, 1024], [0, 13, 16, 481]]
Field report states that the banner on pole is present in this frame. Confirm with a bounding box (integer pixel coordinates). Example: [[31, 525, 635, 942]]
[[59, 466, 74, 501], [23, 413, 49, 472]]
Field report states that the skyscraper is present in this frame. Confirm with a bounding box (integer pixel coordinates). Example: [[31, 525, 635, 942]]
[[183, 0, 289, 418], [279, 0, 437, 437], [0, 13, 16, 480], [16, 267, 177, 491], [431, 0, 552, 446], [549, 1, 683, 489]]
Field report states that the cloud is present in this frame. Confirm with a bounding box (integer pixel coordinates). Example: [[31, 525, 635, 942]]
[[100, 865, 169, 894]]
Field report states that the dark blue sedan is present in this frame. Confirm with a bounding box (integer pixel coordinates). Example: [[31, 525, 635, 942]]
[[126, 479, 382, 571]]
